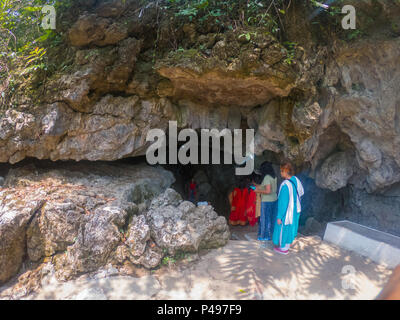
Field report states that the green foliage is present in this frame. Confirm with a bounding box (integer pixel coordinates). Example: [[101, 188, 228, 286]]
[[161, 251, 189, 266], [239, 31, 256, 41], [283, 41, 296, 65], [162, 256, 177, 265], [0, 0, 70, 106], [21, 46, 46, 75], [346, 29, 363, 41], [307, 0, 365, 42], [164, 0, 291, 34]]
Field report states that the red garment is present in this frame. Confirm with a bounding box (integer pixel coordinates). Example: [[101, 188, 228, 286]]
[[189, 182, 197, 196], [238, 188, 248, 222], [229, 188, 242, 221], [246, 189, 257, 226]]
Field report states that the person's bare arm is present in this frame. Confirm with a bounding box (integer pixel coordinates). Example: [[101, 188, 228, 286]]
[[228, 192, 233, 206], [255, 184, 271, 195], [376, 265, 400, 300]]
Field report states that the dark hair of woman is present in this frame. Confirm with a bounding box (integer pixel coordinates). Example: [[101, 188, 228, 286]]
[[252, 173, 263, 185], [260, 162, 276, 178], [237, 178, 246, 190]]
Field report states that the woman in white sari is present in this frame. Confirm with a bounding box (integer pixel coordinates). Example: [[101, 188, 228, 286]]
[[272, 161, 304, 255]]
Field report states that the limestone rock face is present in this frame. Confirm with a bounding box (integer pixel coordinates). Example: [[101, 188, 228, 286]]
[[52, 36, 143, 112], [156, 31, 298, 108], [0, 163, 174, 283], [124, 215, 150, 257], [252, 99, 287, 155], [68, 14, 128, 47], [176, 100, 242, 130], [0, 163, 231, 286], [54, 206, 128, 280], [4, 2, 397, 199], [315, 152, 355, 192], [0, 194, 44, 284], [343, 184, 400, 237], [145, 189, 230, 255], [27, 200, 85, 262], [292, 102, 322, 141], [0, 96, 176, 163], [334, 40, 400, 192], [308, 39, 400, 193], [95, 0, 127, 18]]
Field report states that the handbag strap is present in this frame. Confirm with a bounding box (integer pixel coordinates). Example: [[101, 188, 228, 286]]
[[288, 178, 300, 202]]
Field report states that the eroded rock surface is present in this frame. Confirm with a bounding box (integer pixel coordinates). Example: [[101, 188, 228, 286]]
[[155, 30, 298, 107], [0, 162, 174, 284], [0, 195, 44, 284], [0, 163, 230, 295], [146, 189, 230, 254]]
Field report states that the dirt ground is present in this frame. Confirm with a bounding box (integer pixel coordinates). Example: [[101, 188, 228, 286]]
[[8, 225, 392, 300]]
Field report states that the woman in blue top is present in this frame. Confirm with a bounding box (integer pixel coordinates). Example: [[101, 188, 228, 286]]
[[255, 162, 278, 241], [272, 161, 304, 255]]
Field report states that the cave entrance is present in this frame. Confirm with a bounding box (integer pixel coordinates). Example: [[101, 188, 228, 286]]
[[164, 162, 237, 218], [161, 146, 283, 220], [157, 124, 258, 219], [0, 149, 349, 239]]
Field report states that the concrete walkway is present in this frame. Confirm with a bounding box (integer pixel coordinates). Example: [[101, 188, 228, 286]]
[[22, 233, 392, 300]]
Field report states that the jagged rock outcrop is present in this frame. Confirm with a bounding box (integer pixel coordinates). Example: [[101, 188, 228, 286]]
[[0, 96, 176, 163], [0, 194, 44, 284], [155, 30, 299, 107], [0, 163, 174, 283], [68, 13, 129, 47], [310, 38, 400, 193], [145, 188, 230, 254], [0, 162, 230, 285], [112, 188, 230, 271], [315, 151, 356, 192]]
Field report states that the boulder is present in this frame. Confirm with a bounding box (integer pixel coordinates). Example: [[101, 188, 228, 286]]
[[302, 217, 323, 236], [68, 14, 128, 47], [27, 200, 85, 262], [54, 206, 128, 280], [0, 192, 44, 284], [0, 162, 175, 282], [0, 162, 232, 290], [145, 189, 230, 255], [316, 152, 355, 191]]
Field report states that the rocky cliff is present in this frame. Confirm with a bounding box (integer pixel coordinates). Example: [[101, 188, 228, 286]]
[[1, 0, 400, 286], [2, 1, 399, 188]]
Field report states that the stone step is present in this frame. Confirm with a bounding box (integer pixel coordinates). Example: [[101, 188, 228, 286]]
[[323, 220, 400, 268]]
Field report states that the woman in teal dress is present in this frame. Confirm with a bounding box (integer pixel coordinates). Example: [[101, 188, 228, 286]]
[[272, 161, 304, 255]]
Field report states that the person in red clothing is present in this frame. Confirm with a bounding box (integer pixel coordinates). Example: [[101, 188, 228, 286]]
[[229, 186, 242, 226], [188, 178, 197, 203], [246, 178, 258, 226], [238, 181, 248, 226]]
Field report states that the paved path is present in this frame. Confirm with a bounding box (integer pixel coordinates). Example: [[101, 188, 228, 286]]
[[22, 234, 392, 300]]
